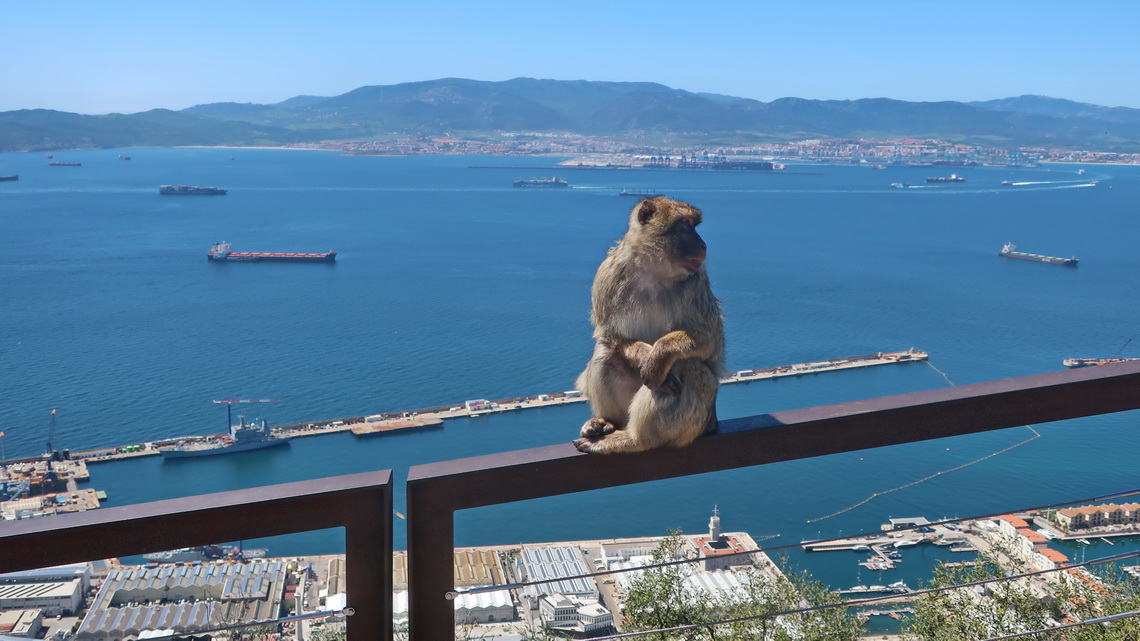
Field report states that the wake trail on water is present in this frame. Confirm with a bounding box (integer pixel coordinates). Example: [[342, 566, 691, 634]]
[[805, 360, 1042, 524]]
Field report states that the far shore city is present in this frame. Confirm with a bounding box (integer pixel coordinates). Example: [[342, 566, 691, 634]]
[[276, 132, 1140, 166]]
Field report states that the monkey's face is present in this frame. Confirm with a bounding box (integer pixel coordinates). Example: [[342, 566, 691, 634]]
[[667, 216, 707, 272], [632, 198, 708, 275]]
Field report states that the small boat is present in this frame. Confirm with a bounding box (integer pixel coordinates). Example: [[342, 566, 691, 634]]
[[890, 182, 907, 188], [1077, 538, 1092, 545], [119, 154, 131, 160]]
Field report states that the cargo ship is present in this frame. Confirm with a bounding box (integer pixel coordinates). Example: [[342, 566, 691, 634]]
[[1063, 357, 1139, 368], [513, 177, 569, 188], [143, 544, 267, 563], [160, 415, 291, 459], [925, 174, 965, 183], [207, 242, 336, 263], [0, 175, 17, 182], [999, 242, 1079, 266], [48, 161, 81, 167], [159, 184, 227, 195], [619, 188, 663, 198]]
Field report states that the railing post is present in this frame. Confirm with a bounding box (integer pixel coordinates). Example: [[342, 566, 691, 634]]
[[406, 474, 457, 641], [345, 475, 393, 641]]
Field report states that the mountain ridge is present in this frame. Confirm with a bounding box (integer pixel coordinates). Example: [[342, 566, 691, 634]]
[[4, 78, 1140, 153]]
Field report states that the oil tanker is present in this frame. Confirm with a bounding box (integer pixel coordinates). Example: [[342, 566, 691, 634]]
[[207, 242, 336, 263], [999, 242, 1078, 266]]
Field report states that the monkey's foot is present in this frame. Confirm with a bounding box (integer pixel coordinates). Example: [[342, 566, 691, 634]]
[[579, 417, 616, 438], [574, 430, 643, 454]]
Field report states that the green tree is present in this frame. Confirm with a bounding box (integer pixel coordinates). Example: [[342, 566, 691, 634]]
[[905, 554, 1140, 641], [621, 532, 863, 640]]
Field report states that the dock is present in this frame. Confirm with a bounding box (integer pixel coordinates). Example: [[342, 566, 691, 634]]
[[59, 349, 927, 464]]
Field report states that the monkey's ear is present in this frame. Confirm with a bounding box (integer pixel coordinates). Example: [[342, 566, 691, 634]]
[[636, 200, 657, 225]]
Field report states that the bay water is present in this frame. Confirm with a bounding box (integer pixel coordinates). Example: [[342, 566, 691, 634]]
[[2, 149, 1138, 591]]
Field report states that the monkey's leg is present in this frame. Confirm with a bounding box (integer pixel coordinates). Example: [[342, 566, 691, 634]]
[[574, 340, 647, 438], [576, 360, 718, 454], [626, 359, 719, 450]]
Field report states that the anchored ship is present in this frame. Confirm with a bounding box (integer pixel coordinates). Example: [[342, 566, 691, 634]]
[[619, 188, 663, 198], [207, 242, 336, 263], [999, 242, 1079, 266], [160, 184, 227, 195], [0, 175, 17, 182], [48, 161, 81, 167], [143, 544, 268, 563], [161, 399, 290, 459], [925, 174, 965, 183], [513, 177, 569, 188]]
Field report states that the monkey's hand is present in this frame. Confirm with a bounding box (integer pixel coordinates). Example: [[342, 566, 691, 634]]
[[639, 350, 681, 395]]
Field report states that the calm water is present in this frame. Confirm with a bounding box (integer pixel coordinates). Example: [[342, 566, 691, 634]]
[[2, 149, 1138, 589]]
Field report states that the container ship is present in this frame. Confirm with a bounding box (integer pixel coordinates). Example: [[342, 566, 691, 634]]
[[513, 177, 569, 188], [925, 174, 965, 183], [160, 184, 227, 195], [207, 242, 336, 263], [999, 242, 1079, 266]]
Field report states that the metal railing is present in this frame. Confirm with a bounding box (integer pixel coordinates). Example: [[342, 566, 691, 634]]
[[2, 360, 1138, 640], [0, 469, 393, 641], [405, 359, 1140, 640]]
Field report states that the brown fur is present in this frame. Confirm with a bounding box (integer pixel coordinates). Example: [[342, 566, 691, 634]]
[[574, 197, 725, 454]]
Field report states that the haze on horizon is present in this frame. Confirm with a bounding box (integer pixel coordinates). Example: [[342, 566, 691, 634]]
[[5, 0, 1140, 115]]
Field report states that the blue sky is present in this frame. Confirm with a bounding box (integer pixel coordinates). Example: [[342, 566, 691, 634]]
[[5, 1, 1138, 114]]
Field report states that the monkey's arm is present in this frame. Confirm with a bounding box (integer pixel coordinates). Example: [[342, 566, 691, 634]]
[[640, 328, 720, 391]]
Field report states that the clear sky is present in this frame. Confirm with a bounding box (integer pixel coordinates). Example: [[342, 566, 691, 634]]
[[5, 0, 1139, 115]]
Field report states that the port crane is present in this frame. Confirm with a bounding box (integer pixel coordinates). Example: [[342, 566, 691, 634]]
[[212, 398, 281, 430]]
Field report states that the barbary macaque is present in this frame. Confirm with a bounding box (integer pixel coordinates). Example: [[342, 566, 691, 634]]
[[574, 197, 724, 454]]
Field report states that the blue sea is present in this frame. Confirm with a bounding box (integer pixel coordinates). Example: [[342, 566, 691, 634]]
[[2, 149, 1138, 592]]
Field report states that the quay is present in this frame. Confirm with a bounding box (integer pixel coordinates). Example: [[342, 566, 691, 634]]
[[55, 349, 927, 464]]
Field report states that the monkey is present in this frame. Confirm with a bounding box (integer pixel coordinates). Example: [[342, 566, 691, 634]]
[[573, 196, 725, 454]]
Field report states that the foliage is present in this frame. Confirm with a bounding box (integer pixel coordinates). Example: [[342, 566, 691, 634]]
[[904, 553, 1140, 641], [620, 531, 863, 640]]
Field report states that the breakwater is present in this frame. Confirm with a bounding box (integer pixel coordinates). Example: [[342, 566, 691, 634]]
[[67, 350, 926, 464]]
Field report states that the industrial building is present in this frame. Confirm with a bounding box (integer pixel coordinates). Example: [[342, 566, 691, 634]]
[[75, 560, 287, 641], [0, 582, 82, 618]]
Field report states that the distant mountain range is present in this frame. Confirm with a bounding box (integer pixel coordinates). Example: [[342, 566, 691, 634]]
[[4, 77, 1140, 153]]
